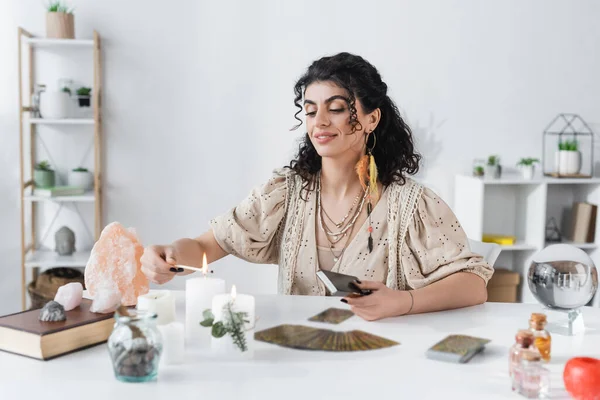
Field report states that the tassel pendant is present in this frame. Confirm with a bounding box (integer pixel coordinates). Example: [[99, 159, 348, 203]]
[[367, 202, 372, 216], [368, 234, 373, 253], [368, 153, 379, 201]]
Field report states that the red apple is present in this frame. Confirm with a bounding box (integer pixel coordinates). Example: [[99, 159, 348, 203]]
[[564, 357, 600, 400]]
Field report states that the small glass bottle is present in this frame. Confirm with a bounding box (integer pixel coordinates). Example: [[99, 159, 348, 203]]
[[513, 350, 550, 398], [529, 313, 551, 362], [509, 330, 538, 382], [107, 309, 163, 382]]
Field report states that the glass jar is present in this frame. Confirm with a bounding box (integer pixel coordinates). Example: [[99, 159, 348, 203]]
[[107, 309, 163, 383], [529, 313, 551, 362], [509, 329, 538, 383], [513, 350, 550, 398]]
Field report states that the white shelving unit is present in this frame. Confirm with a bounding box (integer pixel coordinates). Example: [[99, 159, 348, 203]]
[[18, 27, 103, 310], [455, 174, 600, 307]]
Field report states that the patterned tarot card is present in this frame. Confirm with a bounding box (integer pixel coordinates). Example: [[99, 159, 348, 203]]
[[308, 308, 355, 324], [254, 324, 399, 352], [426, 334, 491, 363]]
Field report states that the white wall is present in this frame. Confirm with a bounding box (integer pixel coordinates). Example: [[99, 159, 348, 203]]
[[1, 0, 600, 315]]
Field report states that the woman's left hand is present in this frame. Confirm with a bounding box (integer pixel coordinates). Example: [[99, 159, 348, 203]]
[[342, 281, 411, 321]]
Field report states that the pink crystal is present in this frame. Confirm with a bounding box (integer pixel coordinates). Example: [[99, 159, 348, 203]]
[[90, 289, 121, 314], [84, 222, 149, 309], [54, 282, 83, 311]]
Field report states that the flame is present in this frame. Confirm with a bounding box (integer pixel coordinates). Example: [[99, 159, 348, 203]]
[[202, 253, 208, 276], [231, 284, 237, 300]]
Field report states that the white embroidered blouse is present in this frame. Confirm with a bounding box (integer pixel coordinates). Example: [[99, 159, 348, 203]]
[[209, 168, 493, 295]]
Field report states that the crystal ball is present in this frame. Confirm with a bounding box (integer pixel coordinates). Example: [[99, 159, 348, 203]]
[[528, 244, 598, 310]]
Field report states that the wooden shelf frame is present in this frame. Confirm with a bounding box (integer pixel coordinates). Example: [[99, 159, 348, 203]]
[[17, 27, 103, 310]]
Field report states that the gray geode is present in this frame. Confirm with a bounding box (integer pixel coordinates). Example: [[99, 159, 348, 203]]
[[39, 301, 66, 322], [55, 226, 75, 256]]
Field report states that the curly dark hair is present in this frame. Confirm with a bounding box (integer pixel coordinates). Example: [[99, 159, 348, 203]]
[[286, 52, 421, 193]]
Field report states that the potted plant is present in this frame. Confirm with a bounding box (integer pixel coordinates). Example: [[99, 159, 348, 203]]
[[45, 1, 75, 39], [485, 155, 501, 179], [555, 139, 581, 176], [34, 160, 56, 188], [517, 158, 540, 180], [68, 167, 93, 190], [76, 87, 92, 107]]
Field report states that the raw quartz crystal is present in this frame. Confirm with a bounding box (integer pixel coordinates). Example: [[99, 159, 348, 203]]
[[54, 282, 83, 311], [85, 222, 149, 313]]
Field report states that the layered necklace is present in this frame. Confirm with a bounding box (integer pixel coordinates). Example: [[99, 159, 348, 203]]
[[316, 173, 368, 262]]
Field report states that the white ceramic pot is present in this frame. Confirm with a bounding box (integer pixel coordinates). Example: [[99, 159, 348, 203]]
[[556, 150, 581, 175], [520, 165, 535, 180], [40, 91, 72, 119], [67, 170, 93, 190], [485, 165, 501, 179]]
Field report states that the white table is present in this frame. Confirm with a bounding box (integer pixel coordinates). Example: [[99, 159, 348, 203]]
[[1, 293, 599, 400]]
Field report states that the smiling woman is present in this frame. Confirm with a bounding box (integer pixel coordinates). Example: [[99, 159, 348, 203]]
[[141, 52, 494, 321]]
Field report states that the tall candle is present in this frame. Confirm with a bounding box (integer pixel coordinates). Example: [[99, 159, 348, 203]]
[[211, 285, 255, 358], [185, 253, 225, 345], [158, 321, 185, 365], [136, 290, 176, 326]]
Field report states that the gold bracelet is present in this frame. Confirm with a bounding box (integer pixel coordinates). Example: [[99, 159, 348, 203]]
[[399, 290, 414, 316]]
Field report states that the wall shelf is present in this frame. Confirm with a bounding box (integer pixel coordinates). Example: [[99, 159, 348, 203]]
[[23, 37, 94, 48], [24, 191, 96, 203], [30, 118, 94, 125], [25, 249, 91, 269]]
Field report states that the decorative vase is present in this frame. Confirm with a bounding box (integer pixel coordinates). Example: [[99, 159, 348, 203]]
[[108, 309, 163, 383], [34, 169, 55, 188], [556, 150, 582, 175], [40, 90, 72, 119], [68, 170, 93, 190], [46, 12, 74, 39], [520, 165, 535, 180], [485, 165, 501, 179]]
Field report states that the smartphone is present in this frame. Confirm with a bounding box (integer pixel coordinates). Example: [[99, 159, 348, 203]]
[[316, 270, 372, 296]]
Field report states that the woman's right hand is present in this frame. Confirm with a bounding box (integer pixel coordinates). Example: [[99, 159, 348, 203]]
[[140, 239, 204, 284]]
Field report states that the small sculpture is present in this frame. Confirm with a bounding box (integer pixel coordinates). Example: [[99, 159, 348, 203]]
[[55, 226, 76, 256], [39, 301, 66, 322]]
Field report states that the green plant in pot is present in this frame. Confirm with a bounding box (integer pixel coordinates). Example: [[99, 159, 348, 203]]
[[556, 138, 581, 176], [517, 158, 540, 180], [76, 87, 91, 107], [68, 166, 93, 190], [485, 155, 501, 179], [34, 160, 56, 188], [45, 1, 75, 39]]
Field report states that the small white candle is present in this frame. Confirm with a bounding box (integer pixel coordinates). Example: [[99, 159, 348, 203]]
[[136, 290, 176, 326], [211, 285, 255, 358], [158, 321, 185, 365], [185, 253, 225, 346]]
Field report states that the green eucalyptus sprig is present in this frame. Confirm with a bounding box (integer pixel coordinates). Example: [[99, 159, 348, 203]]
[[200, 302, 250, 352]]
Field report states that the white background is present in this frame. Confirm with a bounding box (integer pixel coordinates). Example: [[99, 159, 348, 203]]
[[1, 0, 600, 315]]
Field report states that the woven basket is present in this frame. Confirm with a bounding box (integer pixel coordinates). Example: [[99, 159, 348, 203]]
[[27, 267, 85, 309]]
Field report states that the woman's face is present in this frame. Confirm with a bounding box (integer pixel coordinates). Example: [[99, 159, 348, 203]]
[[303, 81, 379, 160]]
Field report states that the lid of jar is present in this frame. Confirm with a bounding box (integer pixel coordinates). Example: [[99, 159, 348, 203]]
[[515, 329, 534, 345]]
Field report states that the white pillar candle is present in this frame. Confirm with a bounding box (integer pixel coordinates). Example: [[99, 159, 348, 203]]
[[185, 254, 225, 346], [158, 321, 185, 365], [136, 290, 176, 326], [210, 285, 255, 358]]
